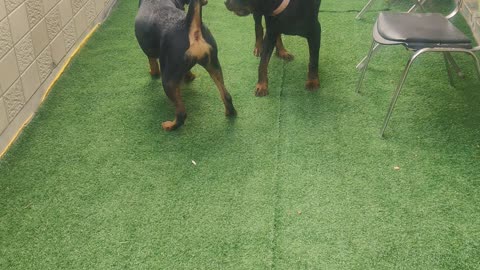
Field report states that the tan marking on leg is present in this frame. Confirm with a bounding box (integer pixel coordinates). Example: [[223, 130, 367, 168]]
[[254, 23, 263, 57], [185, 3, 212, 60], [162, 85, 186, 131], [184, 71, 196, 83], [275, 37, 294, 61], [149, 57, 160, 76]]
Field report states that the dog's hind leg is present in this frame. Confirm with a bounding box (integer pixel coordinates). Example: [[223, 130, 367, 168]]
[[305, 21, 321, 91], [161, 78, 186, 131], [202, 53, 236, 116], [148, 57, 161, 77], [184, 71, 196, 83], [275, 36, 294, 61]]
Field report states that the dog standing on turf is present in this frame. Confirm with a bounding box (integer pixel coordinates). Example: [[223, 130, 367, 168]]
[[225, 0, 322, 97], [135, 0, 236, 131]]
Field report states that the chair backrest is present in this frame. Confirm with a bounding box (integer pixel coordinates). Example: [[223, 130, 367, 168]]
[[445, 0, 463, 19]]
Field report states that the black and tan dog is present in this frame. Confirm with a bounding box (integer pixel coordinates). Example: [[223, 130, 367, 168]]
[[135, 0, 236, 131], [226, 0, 322, 97]]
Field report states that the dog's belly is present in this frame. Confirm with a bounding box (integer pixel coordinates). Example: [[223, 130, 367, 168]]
[[276, 19, 311, 38]]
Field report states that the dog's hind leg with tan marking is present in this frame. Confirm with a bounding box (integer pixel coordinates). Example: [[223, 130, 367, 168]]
[[187, 0, 236, 116]]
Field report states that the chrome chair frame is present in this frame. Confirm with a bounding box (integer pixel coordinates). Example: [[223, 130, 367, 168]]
[[356, 0, 480, 137], [356, 0, 426, 20]]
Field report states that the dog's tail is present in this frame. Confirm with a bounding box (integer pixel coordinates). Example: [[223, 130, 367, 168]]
[[185, 0, 211, 61]]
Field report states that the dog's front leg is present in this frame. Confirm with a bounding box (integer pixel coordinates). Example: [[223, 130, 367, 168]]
[[253, 13, 263, 57], [256, 31, 276, 97], [305, 21, 321, 91]]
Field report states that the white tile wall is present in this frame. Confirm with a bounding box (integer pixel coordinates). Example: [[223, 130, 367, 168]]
[[0, 0, 117, 153]]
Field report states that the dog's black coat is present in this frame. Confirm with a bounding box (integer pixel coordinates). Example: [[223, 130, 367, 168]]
[[135, 0, 236, 131], [225, 0, 322, 96]]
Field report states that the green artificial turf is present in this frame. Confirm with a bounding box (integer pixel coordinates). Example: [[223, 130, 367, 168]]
[[1, 0, 479, 269]]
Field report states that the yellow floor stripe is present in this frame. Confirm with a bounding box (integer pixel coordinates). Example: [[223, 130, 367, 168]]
[[0, 24, 101, 159]]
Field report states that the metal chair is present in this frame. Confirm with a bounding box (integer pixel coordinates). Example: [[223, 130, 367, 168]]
[[356, 0, 427, 69], [356, 0, 426, 20], [356, 0, 480, 137]]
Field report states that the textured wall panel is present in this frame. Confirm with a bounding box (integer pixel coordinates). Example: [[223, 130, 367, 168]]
[[31, 19, 49, 56], [63, 20, 76, 51], [0, 98, 8, 132], [86, 0, 95, 25], [8, 3, 29, 43], [0, 0, 7, 20], [25, 0, 45, 28], [50, 31, 66, 65], [5, 0, 23, 13], [15, 33, 35, 73], [94, 0, 103, 16], [21, 61, 41, 100], [71, 0, 87, 14], [43, 0, 60, 13], [73, 6, 87, 38], [45, 6, 61, 40], [0, 50, 19, 95], [37, 47, 54, 82], [3, 79, 25, 121], [0, 18, 13, 59], [58, 0, 72, 26]]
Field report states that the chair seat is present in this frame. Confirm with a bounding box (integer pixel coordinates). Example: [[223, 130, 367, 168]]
[[376, 12, 472, 49]]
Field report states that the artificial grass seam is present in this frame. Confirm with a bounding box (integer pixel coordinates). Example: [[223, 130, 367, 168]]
[[270, 60, 288, 269]]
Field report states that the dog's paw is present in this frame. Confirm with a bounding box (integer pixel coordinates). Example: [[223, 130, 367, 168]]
[[161, 121, 177, 131], [305, 79, 320, 91], [184, 72, 196, 83], [149, 70, 161, 78], [255, 83, 269, 97], [253, 47, 262, 57], [276, 50, 294, 61], [226, 107, 237, 117]]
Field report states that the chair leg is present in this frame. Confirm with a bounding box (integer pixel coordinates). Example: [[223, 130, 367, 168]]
[[356, 0, 376, 20], [380, 51, 424, 137], [443, 52, 455, 86], [408, 0, 426, 12], [356, 43, 381, 70], [356, 40, 378, 93]]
